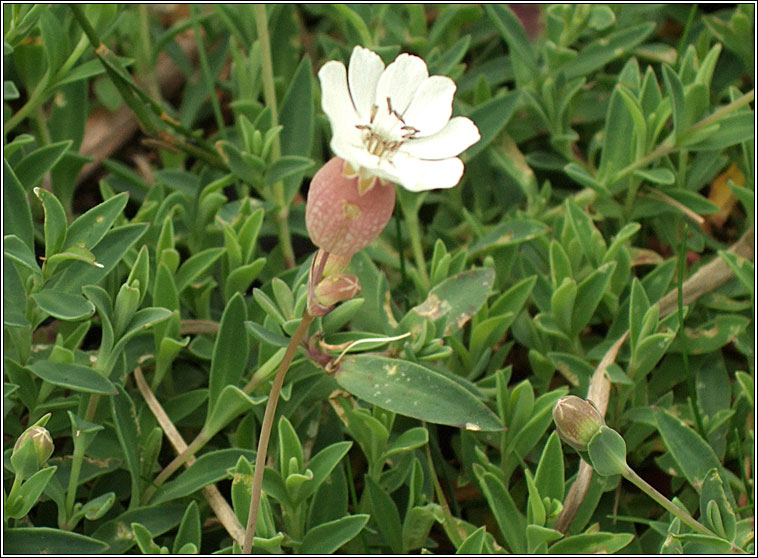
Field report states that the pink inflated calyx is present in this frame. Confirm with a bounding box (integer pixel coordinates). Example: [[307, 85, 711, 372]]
[[305, 157, 396, 257]]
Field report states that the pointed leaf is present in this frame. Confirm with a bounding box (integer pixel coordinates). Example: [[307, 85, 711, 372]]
[[335, 355, 503, 431]]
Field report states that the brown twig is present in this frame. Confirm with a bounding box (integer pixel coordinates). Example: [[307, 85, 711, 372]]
[[555, 226, 754, 532], [134, 366, 245, 545]]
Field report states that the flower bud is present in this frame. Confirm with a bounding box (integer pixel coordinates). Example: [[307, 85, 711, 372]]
[[552, 395, 604, 452], [306, 157, 396, 257], [11, 425, 54, 478], [308, 273, 362, 317]]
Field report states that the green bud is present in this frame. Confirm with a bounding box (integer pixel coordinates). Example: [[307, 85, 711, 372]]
[[113, 281, 141, 337], [11, 425, 54, 479], [586, 425, 628, 476], [552, 395, 604, 452]]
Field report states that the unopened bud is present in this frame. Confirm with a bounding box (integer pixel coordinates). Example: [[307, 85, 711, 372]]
[[308, 273, 362, 317], [552, 396, 604, 452], [306, 157, 395, 257], [11, 425, 54, 478]]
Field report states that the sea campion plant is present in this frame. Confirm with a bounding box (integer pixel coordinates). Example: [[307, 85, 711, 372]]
[[242, 44, 482, 553]]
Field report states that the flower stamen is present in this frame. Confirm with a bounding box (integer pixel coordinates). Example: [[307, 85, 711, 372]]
[[355, 97, 420, 161]]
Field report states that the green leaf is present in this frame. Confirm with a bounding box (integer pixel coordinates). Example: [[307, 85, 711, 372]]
[[28, 361, 117, 395], [152, 448, 256, 505], [402, 504, 444, 551], [3, 159, 34, 250], [300, 514, 369, 554], [700, 468, 736, 542], [91, 503, 186, 554], [208, 293, 248, 415], [173, 500, 201, 554], [335, 355, 503, 431], [403, 268, 495, 337], [76, 491, 116, 522], [598, 88, 636, 185], [566, 197, 606, 266], [718, 251, 754, 294], [15, 140, 72, 191], [662, 64, 686, 140], [132, 522, 163, 554], [366, 476, 403, 553], [685, 112, 754, 151], [55, 55, 134, 87], [4, 527, 109, 554], [65, 192, 129, 250], [38, 9, 68, 75], [527, 524, 563, 553], [469, 220, 549, 255], [174, 247, 225, 293], [485, 5, 538, 86], [562, 23, 656, 79], [464, 91, 520, 159], [4, 79, 20, 100], [30, 290, 95, 321], [205, 386, 265, 441], [299, 441, 352, 503], [264, 155, 314, 186], [225, 257, 266, 301], [4, 257, 29, 327], [653, 406, 725, 493], [383, 427, 429, 460], [51, 223, 148, 294], [111, 308, 173, 360], [278, 415, 304, 477], [4, 234, 41, 274], [564, 162, 608, 193], [110, 386, 141, 508], [6, 465, 57, 518], [456, 526, 487, 554], [587, 425, 628, 476], [473, 466, 526, 553], [616, 85, 648, 159], [571, 262, 615, 336], [534, 431, 565, 502], [279, 56, 314, 203], [672, 314, 749, 354], [34, 187, 68, 259], [508, 387, 568, 463], [551, 278, 577, 335], [634, 167, 676, 185], [548, 532, 634, 554]]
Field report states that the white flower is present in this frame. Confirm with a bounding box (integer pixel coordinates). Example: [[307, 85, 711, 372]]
[[318, 46, 481, 193]]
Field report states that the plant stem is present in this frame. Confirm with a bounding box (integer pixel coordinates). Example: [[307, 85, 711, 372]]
[[623, 466, 716, 538], [4, 74, 49, 135], [142, 429, 210, 503], [190, 5, 228, 141], [137, 5, 162, 101], [398, 191, 430, 289], [613, 89, 755, 184], [242, 312, 314, 554], [253, 4, 296, 269]]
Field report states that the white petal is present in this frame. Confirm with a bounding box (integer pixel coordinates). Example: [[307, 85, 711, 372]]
[[400, 117, 481, 160], [391, 154, 465, 191], [403, 76, 456, 136], [375, 53, 429, 116], [318, 61, 359, 134], [348, 46, 385, 121], [329, 126, 365, 163]]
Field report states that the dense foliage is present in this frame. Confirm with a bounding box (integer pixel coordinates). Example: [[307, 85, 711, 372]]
[[3, 4, 754, 554]]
